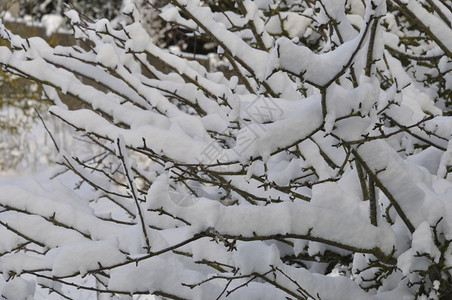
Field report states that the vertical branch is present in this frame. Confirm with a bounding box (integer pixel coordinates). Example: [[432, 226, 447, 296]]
[[365, 17, 380, 77], [321, 87, 327, 119], [363, 16, 380, 226], [369, 177, 377, 226], [34, 107, 60, 152], [356, 160, 370, 201], [356, 157, 377, 225], [353, 150, 414, 233], [116, 137, 151, 253]]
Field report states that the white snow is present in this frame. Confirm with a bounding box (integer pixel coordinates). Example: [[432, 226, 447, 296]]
[[1, 0, 452, 298], [41, 14, 64, 36]]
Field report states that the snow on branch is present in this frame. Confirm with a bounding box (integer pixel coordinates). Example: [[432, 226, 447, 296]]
[[0, 0, 452, 298]]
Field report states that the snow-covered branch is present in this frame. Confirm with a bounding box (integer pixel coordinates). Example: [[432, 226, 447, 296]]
[[1, 0, 452, 298]]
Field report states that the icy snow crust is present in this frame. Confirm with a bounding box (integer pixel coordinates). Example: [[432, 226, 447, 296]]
[[1, 0, 452, 299]]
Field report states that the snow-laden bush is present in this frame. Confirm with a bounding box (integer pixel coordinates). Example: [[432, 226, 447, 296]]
[[1, 0, 452, 299]]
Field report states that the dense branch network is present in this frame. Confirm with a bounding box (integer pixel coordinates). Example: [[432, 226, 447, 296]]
[[0, 0, 452, 299]]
